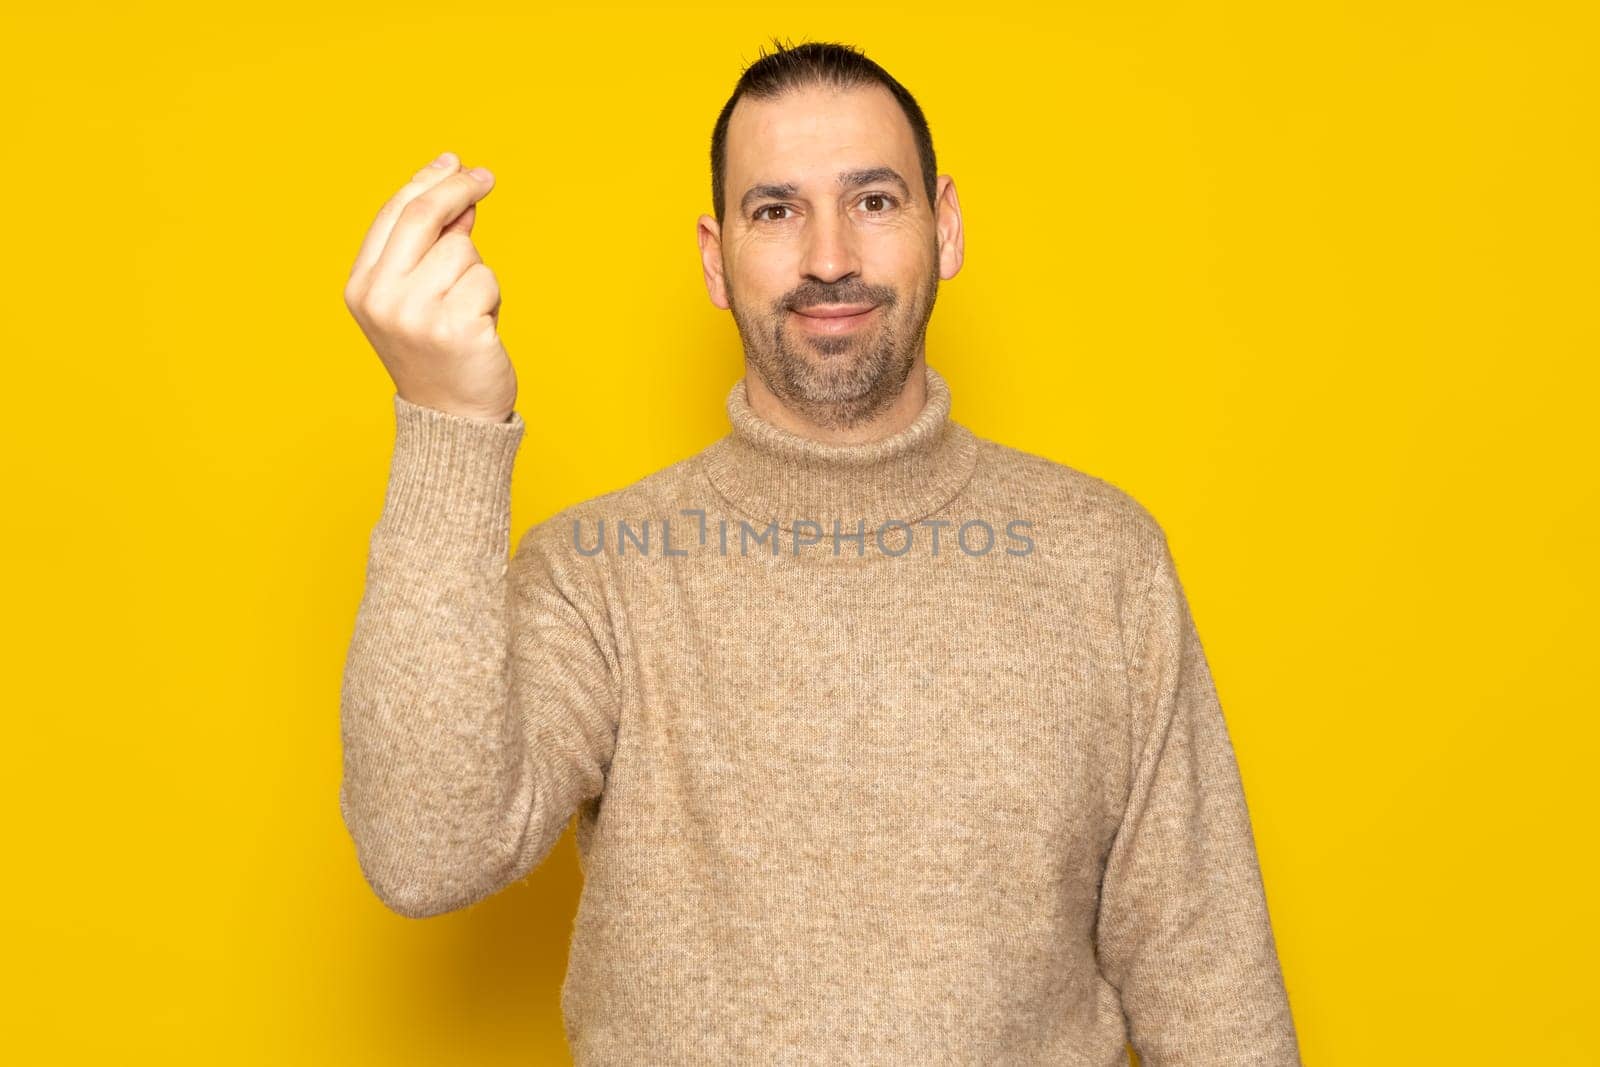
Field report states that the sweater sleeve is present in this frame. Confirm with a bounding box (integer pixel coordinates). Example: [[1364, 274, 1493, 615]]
[[338, 393, 621, 919], [1095, 531, 1301, 1064]]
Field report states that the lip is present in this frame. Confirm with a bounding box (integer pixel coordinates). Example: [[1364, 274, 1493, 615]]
[[794, 303, 878, 318], [791, 303, 879, 334]]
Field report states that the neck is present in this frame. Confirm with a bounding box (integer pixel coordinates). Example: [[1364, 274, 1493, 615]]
[[701, 362, 981, 535]]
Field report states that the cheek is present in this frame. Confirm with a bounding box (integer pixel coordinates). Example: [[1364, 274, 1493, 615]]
[[729, 252, 795, 305], [865, 231, 934, 281]]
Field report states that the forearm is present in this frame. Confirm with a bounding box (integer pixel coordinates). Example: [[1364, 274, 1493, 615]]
[[1098, 532, 1302, 1063], [338, 395, 536, 918]]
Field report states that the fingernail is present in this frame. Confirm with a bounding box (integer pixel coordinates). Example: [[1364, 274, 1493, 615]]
[[469, 166, 494, 183], [430, 152, 456, 168]]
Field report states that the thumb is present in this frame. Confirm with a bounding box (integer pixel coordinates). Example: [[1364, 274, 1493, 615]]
[[441, 202, 476, 238]]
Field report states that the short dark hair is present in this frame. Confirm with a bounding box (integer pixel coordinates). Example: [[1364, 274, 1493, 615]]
[[709, 38, 939, 226]]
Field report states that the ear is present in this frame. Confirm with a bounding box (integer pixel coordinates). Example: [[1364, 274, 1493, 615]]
[[697, 213, 730, 309], [933, 175, 964, 281]]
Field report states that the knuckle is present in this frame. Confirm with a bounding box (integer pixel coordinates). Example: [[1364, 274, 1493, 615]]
[[399, 194, 437, 222], [377, 194, 406, 219], [427, 315, 463, 347], [361, 281, 400, 322]]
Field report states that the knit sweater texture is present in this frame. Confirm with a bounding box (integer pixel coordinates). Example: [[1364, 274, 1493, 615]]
[[339, 364, 1302, 1065]]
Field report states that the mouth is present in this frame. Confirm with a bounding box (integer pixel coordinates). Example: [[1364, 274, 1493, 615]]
[[791, 303, 879, 333]]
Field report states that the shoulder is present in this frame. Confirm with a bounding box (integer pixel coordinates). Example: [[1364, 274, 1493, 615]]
[[966, 430, 1169, 573]]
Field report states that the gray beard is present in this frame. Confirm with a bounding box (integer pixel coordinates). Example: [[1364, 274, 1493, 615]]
[[729, 267, 939, 432]]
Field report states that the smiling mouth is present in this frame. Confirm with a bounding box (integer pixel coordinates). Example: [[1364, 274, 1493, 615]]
[[794, 303, 878, 318], [791, 304, 879, 333]]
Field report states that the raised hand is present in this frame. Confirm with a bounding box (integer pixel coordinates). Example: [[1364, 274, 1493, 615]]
[[344, 152, 517, 424]]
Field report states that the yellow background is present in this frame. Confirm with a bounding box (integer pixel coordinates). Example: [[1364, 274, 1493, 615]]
[[4, 1, 1595, 1062]]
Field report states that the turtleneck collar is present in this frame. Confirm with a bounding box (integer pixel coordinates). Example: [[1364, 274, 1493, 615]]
[[701, 364, 980, 534]]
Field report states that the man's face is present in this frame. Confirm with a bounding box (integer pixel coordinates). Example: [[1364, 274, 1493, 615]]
[[699, 82, 963, 429]]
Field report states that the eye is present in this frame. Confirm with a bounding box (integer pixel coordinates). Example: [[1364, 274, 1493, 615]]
[[753, 205, 792, 222], [860, 193, 899, 213]]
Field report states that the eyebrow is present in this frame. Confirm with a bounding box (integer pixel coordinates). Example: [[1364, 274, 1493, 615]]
[[739, 167, 912, 216]]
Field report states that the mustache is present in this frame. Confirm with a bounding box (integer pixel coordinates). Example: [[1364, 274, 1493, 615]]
[[783, 283, 897, 311]]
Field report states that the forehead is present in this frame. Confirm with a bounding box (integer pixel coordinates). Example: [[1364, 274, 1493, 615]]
[[725, 82, 918, 185]]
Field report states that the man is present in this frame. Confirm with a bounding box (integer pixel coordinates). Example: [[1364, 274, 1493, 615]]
[[339, 39, 1302, 1066]]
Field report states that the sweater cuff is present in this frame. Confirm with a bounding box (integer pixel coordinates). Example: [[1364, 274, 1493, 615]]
[[375, 393, 526, 558]]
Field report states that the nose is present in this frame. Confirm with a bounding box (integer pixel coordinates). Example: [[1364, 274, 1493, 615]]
[[799, 204, 862, 286]]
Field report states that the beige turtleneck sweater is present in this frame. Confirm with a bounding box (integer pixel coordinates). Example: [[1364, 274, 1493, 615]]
[[339, 364, 1302, 1065]]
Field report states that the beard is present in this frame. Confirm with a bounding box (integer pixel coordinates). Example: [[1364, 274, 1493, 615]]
[[727, 250, 941, 432]]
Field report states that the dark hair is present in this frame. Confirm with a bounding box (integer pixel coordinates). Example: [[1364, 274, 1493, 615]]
[[709, 38, 938, 225]]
